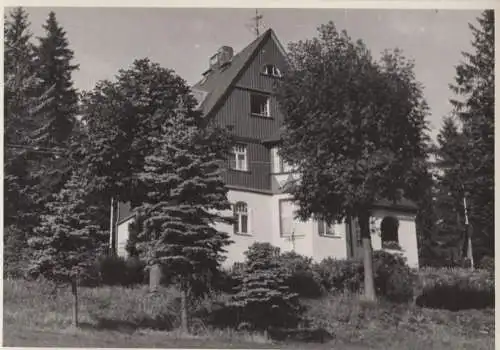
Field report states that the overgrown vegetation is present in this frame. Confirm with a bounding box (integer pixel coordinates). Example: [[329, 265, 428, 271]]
[[4, 276, 493, 349]]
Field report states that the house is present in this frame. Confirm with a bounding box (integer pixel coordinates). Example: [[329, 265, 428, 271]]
[[113, 28, 420, 268]]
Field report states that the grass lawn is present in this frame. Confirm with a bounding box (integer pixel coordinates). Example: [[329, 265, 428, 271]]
[[3, 278, 494, 349]]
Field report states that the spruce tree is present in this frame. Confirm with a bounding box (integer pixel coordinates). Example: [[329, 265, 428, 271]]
[[448, 10, 494, 261], [433, 117, 469, 265], [4, 7, 53, 275], [135, 91, 232, 333], [28, 173, 105, 327], [228, 243, 302, 331], [32, 11, 79, 205]]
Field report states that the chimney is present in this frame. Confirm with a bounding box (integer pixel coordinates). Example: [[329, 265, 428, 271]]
[[209, 46, 234, 71]]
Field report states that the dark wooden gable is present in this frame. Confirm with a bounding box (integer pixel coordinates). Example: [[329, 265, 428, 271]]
[[191, 29, 287, 192]]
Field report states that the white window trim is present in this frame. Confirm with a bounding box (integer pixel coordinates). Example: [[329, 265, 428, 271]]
[[271, 147, 295, 174], [262, 64, 282, 78], [318, 220, 343, 238], [231, 144, 248, 171], [250, 93, 271, 117], [233, 202, 251, 235]]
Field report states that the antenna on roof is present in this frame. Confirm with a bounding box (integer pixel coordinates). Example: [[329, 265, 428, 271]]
[[251, 9, 263, 37]]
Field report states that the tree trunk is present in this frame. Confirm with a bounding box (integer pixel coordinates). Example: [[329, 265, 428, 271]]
[[180, 283, 189, 333], [358, 211, 376, 302], [71, 278, 79, 328], [149, 264, 162, 292]]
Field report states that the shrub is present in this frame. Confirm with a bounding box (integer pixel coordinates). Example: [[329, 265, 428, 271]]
[[89, 255, 147, 287], [227, 243, 303, 330], [314, 251, 415, 303], [372, 250, 415, 303], [416, 267, 494, 310], [478, 256, 494, 274], [212, 263, 245, 295], [4, 226, 30, 279], [313, 257, 364, 294], [279, 251, 324, 298]]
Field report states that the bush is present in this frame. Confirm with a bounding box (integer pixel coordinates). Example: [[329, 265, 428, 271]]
[[227, 243, 303, 330], [212, 263, 245, 295], [4, 226, 30, 279], [478, 256, 494, 274], [313, 257, 364, 294], [314, 251, 415, 303], [416, 267, 494, 310], [87, 255, 147, 287], [279, 251, 324, 298], [372, 250, 415, 303]]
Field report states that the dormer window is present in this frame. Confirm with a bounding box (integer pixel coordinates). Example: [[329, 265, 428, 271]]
[[262, 64, 282, 78]]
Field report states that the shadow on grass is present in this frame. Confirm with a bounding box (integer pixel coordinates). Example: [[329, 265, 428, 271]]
[[84, 315, 176, 333]]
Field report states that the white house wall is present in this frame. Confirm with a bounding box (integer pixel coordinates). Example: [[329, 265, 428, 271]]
[[214, 189, 274, 268], [269, 193, 314, 257], [312, 220, 349, 262], [370, 209, 419, 268], [116, 218, 133, 258], [113, 191, 419, 270]]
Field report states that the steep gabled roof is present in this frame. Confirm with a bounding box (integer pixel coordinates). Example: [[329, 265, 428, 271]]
[[191, 28, 285, 118]]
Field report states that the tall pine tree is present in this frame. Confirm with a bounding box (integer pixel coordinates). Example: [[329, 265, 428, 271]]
[[32, 11, 79, 205], [4, 7, 53, 275], [449, 10, 494, 261], [433, 117, 468, 265], [28, 173, 105, 327], [135, 91, 232, 333]]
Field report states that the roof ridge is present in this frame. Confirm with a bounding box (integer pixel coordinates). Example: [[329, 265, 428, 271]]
[[191, 29, 274, 117]]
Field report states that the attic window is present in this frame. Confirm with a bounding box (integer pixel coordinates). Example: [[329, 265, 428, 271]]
[[262, 64, 282, 78], [250, 94, 270, 117]]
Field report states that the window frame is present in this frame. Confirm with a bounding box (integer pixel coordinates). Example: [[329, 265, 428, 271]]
[[380, 216, 401, 250], [271, 147, 295, 174], [262, 64, 282, 78], [233, 201, 250, 235], [230, 144, 248, 171], [317, 219, 342, 238], [279, 199, 297, 237], [250, 93, 271, 117]]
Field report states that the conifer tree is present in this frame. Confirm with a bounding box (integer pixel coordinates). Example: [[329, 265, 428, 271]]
[[448, 10, 494, 261], [433, 117, 469, 265], [32, 11, 79, 204], [28, 173, 105, 327], [4, 7, 53, 274], [228, 243, 302, 331], [4, 7, 39, 227], [135, 92, 232, 333]]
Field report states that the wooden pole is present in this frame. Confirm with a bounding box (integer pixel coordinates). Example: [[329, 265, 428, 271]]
[[109, 197, 114, 255], [463, 194, 474, 269], [71, 278, 79, 328]]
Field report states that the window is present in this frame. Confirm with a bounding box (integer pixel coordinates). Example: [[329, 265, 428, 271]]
[[250, 94, 270, 117], [262, 64, 282, 78], [271, 147, 294, 173], [233, 202, 249, 234], [381, 216, 400, 249], [317, 220, 342, 238], [279, 200, 295, 237], [230, 144, 247, 171]]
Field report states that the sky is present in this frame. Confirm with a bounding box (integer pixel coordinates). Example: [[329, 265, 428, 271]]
[[16, 7, 483, 140]]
